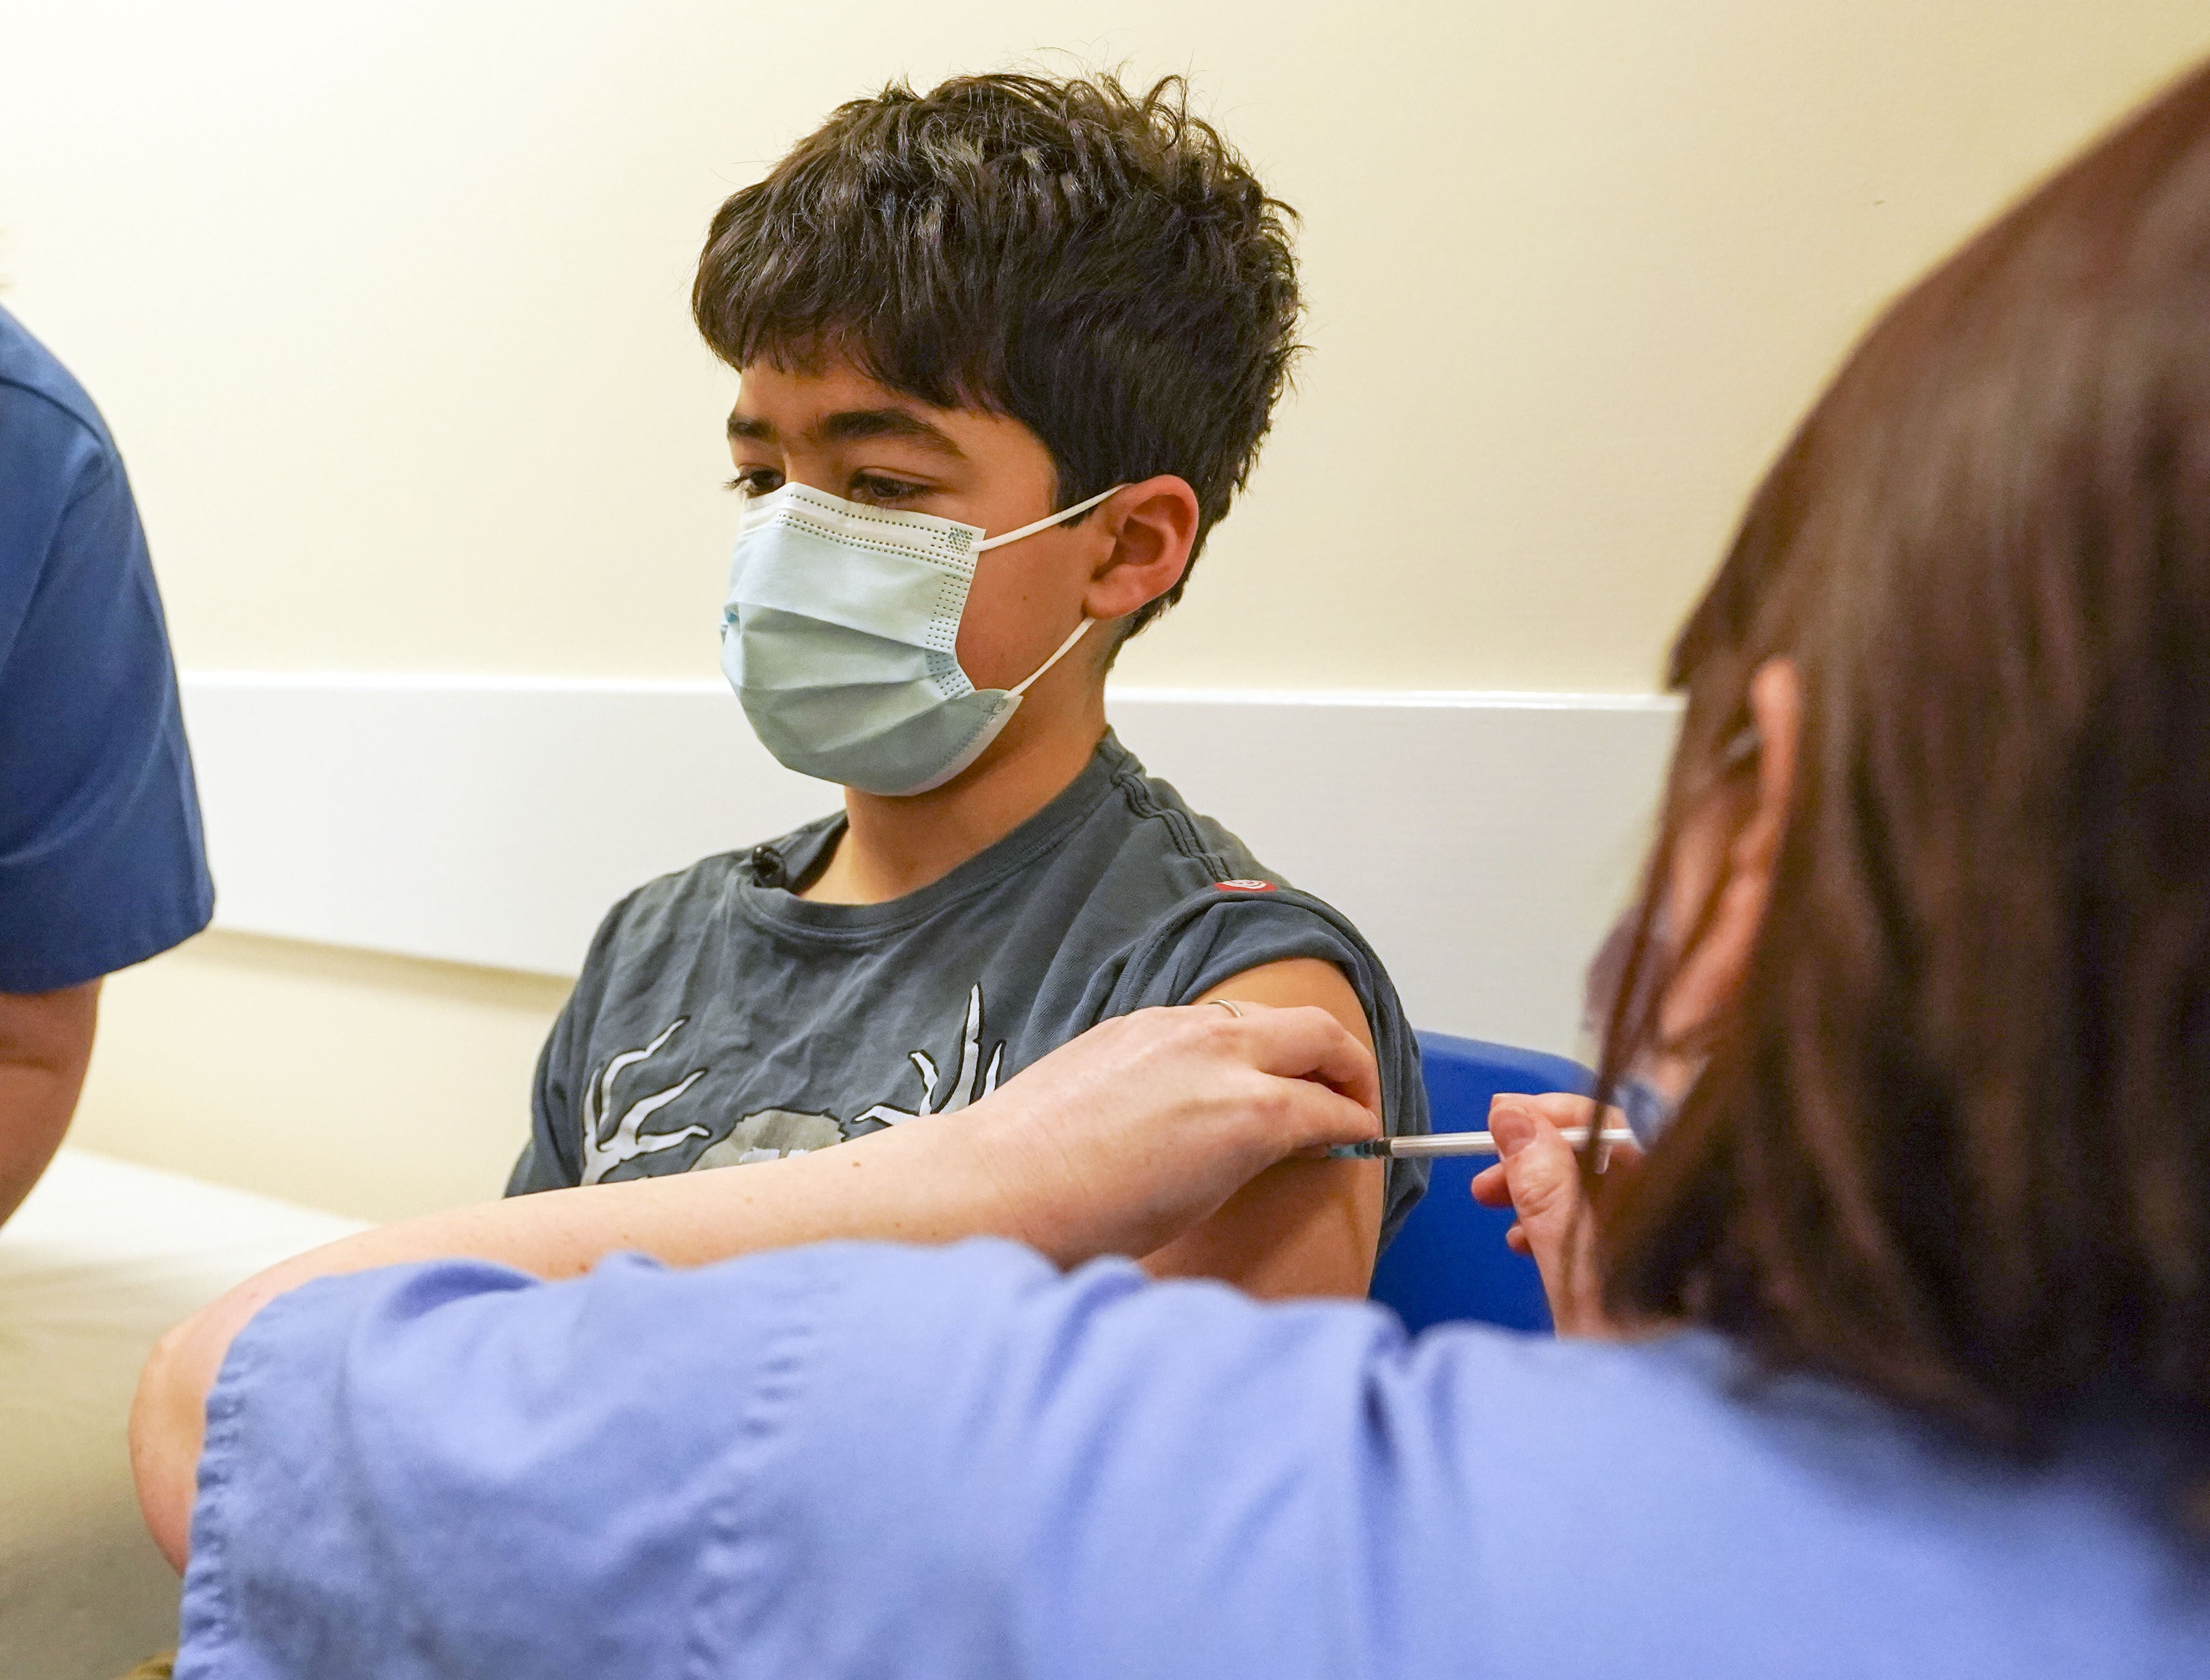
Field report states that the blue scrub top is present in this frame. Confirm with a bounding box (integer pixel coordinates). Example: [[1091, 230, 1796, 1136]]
[[177, 1238, 2210, 1678], [0, 305, 211, 991]]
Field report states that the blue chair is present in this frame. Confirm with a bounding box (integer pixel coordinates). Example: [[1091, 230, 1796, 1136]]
[[1367, 1031, 1597, 1335]]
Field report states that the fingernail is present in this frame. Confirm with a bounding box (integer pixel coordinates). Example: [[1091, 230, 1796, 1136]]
[[1490, 1103, 1537, 1159]]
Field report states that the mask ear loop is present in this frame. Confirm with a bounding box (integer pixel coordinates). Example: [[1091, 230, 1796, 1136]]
[[973, 483, 1127, 551], [1008, 618, 1094, 696], [976, 482, 1126, 695]]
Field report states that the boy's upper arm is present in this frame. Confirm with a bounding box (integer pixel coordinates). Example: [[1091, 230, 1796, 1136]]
[[1092, 881, 1430, 1261], [1193, 955, 1376, 1052], [1140, 956, 1386, 1299]]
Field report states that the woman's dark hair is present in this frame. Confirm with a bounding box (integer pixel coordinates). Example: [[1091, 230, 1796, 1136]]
[[1597, 58, 2210, 1517], [692, 72, 1302, 643]]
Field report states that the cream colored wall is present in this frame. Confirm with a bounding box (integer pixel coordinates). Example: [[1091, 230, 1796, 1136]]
[[76, 935, 568, 1223], [10, 1, 2210, 695], [11, 1, 2210, 1216]]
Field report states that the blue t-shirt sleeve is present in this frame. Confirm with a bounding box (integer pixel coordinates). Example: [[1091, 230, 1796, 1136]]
[[0, 377, 211, 990], [177, 1240, 1423, 1680]]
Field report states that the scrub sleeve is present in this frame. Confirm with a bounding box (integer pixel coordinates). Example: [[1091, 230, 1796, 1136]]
[[0, 306, 211, 989]]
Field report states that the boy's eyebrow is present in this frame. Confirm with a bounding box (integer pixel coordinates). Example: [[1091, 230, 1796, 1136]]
[[817, 408, 968, 458], [725, 407, 967, 460]]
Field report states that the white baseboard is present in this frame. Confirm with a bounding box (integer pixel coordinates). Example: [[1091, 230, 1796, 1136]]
[[177, 674, 1679, 1055]]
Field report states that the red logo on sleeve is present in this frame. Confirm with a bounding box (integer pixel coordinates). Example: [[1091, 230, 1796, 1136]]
[[1216, 879, 1277, 892]]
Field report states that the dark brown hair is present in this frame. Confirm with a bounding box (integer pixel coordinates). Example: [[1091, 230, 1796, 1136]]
[[1597, 58, 2210, 1509], [692, 72, 1302, 644]]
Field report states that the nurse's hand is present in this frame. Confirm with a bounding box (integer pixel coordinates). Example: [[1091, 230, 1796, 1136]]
[[960, 1002, 1382, 1269], [1470, 1094, 1641, 1336]]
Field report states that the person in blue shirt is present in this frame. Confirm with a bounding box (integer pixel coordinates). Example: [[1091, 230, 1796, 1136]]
[[129, 55, 2210, 1680], [0, 305, 211, 1226]]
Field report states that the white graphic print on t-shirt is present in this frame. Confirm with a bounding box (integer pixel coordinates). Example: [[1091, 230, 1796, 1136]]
[[578, 984, 1005, 1185]]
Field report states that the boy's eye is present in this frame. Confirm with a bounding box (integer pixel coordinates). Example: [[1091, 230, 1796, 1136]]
[[849, 473, 927, 504], [725, 469, 783, 497]]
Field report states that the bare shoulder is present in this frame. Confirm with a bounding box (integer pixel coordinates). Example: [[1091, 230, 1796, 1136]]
[[1192, 958, 1375, 1053]]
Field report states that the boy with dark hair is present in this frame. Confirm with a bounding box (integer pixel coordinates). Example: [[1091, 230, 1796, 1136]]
[[507, 73, 1426, 1294]]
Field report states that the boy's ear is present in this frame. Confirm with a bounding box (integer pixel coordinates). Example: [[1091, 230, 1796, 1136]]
[[1080, 476, 1200, 624]]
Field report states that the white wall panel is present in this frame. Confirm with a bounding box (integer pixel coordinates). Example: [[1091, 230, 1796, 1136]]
[[179, 676, 1678, 1054]]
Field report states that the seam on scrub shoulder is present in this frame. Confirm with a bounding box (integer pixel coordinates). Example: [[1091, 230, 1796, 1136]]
[[0, 377, 117, 466], [681, 1259, 836, 1678], [53, 434, 124, 522]]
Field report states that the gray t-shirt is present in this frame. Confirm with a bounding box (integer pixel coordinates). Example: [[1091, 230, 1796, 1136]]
[[508, 733, 1429, 1244]]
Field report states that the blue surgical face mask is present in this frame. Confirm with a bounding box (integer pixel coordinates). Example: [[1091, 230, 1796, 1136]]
[[721, 480, 1124, 796], [1614, 1064, 1693, 1147]]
